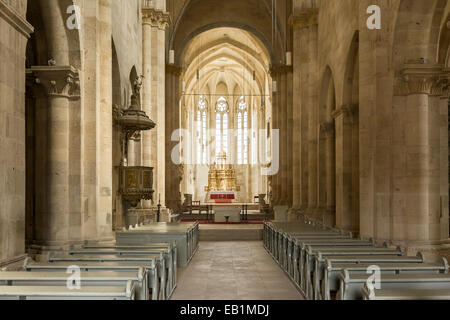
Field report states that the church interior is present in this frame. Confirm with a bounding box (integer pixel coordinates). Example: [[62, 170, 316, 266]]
[[1, 0, 450, 301]]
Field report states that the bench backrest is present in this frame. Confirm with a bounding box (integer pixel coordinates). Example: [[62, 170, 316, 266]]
[[0, 281, 135, 300]]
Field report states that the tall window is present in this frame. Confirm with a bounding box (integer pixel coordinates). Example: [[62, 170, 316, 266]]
[[196, 95, 207, 164], [237, 96, 248, 164], [215, 96, 229, 157]]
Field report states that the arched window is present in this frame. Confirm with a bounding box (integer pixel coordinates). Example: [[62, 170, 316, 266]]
[[215, 96, 229, 157], [196, 95, 207, 164], [237, 96, 248, 164]]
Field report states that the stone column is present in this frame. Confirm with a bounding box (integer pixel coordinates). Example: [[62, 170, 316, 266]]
[[287, 68, 294, 207], [270, 65, 293, 207], [291, 9, 319, 217], [269, 68, 280, 206], [333, 106, 354, 230], [141, 3, 170, 216], [437, 77, 449, 239], [279, 67, 288, 205], [292, 10, 318, 216], [154, 7, 169, 208], [165, 64, 182, 212], [97, 0, 113, 239], [32, 66, 80, 246], [141, 5, 154, 210], [395, 65, 447, 242]]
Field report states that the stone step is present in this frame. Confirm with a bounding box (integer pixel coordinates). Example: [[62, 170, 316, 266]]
[[199, 228, 263, 241]]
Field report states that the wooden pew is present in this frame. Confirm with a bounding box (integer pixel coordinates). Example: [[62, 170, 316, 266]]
[[24, 259, 160, 300], [117, 222, 199, 268], [81, 241, 177, 290], [303, 245, 404, 299], [278, 231, 352, 270], [362, 283, 450, 300], [0, 270, 146, 300], [338, 270, 450, 300], [0, 281, 135, 300], [263, 220, 353, 278], [263, 221, 328, 253], [288, 236, 367, 275], [68, 247, 176, 297], [322, 255, 448, 300], [271, 229, 349, 264], [47, 253, 168, 300], [290, 239, 376, 290]]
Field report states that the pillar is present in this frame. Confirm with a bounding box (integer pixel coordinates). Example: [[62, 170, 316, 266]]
[[141, 3, 154, 210], [32, 66, 80, 246], [394, 65, 448, 242], [292, 9, 319, 217], [333, 106, 354, 230], [97, 0, 113, 239], [270, 68, 280, 206], [165, 64, 182, 212]]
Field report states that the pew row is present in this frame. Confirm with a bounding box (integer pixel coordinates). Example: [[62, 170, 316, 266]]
[[321, 255, 448, 300], [47, 253, 168, 300], [67, 247, 176, 297], [24, 259, 160, 300], [292, 239, 377, 291], [116, 222, 199, 268], [362, 284, 450, 300], [0, 270, 146, 300], [80, 242, 177, 290], [338, 270, 450, 300], [0, 281, 135, 300], [303, 246, 404, 299]]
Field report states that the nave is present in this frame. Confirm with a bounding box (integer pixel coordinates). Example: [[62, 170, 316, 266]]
[[171, 241, 304, 300]]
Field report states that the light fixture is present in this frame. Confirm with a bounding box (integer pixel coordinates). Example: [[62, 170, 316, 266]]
[[286, 52, 292, 66], [169, 50, 175, 64]]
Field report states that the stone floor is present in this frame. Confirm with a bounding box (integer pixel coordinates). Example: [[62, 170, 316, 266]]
[[171, 241, 305, 300]]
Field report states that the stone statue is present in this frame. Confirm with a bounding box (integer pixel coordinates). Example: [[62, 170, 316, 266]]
[[129, 75, 143, 109], [133, 75, 143, 97]]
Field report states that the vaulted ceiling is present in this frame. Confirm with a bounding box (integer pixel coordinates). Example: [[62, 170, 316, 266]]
[[168, 0, 291, 66], [182, 27, 271, 99]]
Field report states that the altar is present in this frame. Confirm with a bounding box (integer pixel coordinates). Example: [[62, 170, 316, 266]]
[[205, 151, 240, 204], [214, 206, 241, 223], [209, 191, 235, 203]]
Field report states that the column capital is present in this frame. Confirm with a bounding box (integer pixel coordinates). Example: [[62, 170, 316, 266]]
[[289, 8, 319, 30], [397, 64, 444, 96], [29, 66, 80, 99], [431, 70, 450, 98], [142, 6, 170, 30], [269, 64, 293, 77]]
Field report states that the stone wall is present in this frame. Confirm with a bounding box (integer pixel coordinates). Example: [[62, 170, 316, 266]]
[[0, 0, 33, 263], [112, 0, 143, 107]]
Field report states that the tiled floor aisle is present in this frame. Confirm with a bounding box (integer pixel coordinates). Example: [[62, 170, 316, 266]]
[[171, 241, 305, 300]]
